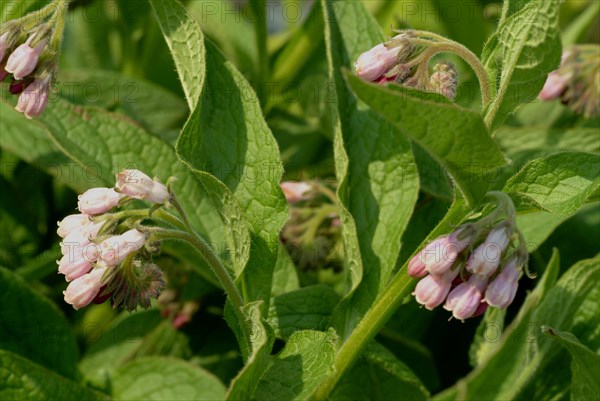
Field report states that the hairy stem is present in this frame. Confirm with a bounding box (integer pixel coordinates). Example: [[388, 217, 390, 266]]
[[410, 37, 492, 108]]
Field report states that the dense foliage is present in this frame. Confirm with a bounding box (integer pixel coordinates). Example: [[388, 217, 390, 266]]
[[0, 1, 598, 400]]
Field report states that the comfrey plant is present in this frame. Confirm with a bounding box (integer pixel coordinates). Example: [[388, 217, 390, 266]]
[[539, 44, 600, 118], [1, 1, 598, 401], [56, 169, 218, 311], [354, 30, 486, 102], [0, 0, 68, 118], [408, 192, 531, 321]]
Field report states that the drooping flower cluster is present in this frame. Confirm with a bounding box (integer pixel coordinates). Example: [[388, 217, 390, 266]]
[[408, 192, 531, 321], [354, 31, 459, 100], [280, 181, 343, 272], [57, 170, 170, 310], [1, 3, 67, 118], [539, 45, 600, 118]]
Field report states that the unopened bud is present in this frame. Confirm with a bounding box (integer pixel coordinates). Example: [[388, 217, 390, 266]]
[[412, 268, 459, 310], [281, 181, 312, 203], [99, 229, 146, 266], [466, 225, 511, 276], [539, 72, 568, 101], [15, 76, 51, 119], [409, 226, 474, 277], [63, 265, 110, 310], [484, 256, 521, 308], [78, 187, 124, 215], [444, 273, 488, 321], [115, 169, 169, 204], [5, 34, 47, 80], [428, 62, 457, 100], [354, 34, 412, 82]]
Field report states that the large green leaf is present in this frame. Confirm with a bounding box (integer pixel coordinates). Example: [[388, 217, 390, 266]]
[[111, 357, 226, 401], [0, 350, 108, 401], [322, 0, 420, 338], [57, 69, 187, 141], [148, 0, 205, 110], [435, 253, 600, 401], [504, 152, 600, 216], [482, 0, 564, 129], [253, 329, 338, 401], [151, 0, 287, 307], [0, 100, 89, 192], [345, 74, 507, 205], [332, 342, 429, 401], [0, 267, 79, 379], [543, 327, 600, 401], [268, 285, 340, 340]]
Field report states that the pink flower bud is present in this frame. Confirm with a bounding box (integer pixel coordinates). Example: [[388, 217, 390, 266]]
[[63, 265, 110, 310], [280, 181, 312, 203], [15, 77, 50, 119], [57, 214, 103, 241], [57, 254, 93, 282], [5, 34, 47, 80], [115, 169, 169, 204], [99, 229, 146, 266], [466, 226, 511, 276], [78, 187, 124, 215], [444, 274, 488, 321], [409, 227, 473, 277], [412, 268, 459, 310], [0, 32, 9, 63], [57, 214, 91, 238], [355, 43, 402, 82], [60, 231, 99, 264], [539, 72, 568, 101], [484, 257, 521, 308]]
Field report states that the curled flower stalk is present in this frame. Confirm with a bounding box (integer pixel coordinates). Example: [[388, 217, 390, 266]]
[[408, 191, 530, 321], [353, 29, 492, 107], [56, 169, 245, 315], [0, 0, 69, 118]]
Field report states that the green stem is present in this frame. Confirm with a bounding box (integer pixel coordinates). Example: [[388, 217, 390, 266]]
[[313, 199, 468, 400], [314, 272, 416, 400], [11, 1, 58, 27], [103, 208, 187, 231], [169, 194, 194, 233], [48, 0, 68, 51], [410, 37, 492, 108], [149, 228, 247, 318]]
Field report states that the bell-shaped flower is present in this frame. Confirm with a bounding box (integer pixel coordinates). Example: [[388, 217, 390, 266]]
[[57, 214, 92, 238], [57, 254, 93, 282], [115, 169, 169, 204], [63, 264, 110, 310], [413, 268, 460, 310], [355, 43, 403, 82], [15, 76, 50, 119], [408, 226, 473, 277], [466, 225, 511, 276], [280, 181, 312, 204], [5, 34, 47, 80], [484, 257, 521, 308], [539, 72, 568, 101], [78, 187, 124, 215], [444, 274, 489, 321], [99, 229, 146, 266]]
